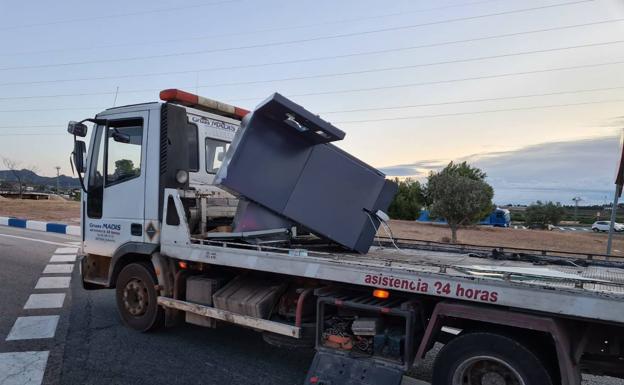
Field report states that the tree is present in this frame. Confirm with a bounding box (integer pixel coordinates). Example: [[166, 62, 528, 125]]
[[387, 178, 426, 220], [2, 158, 39, 198], [525, 201, 566, 227], [113, 159, 138, 180], [428, 162, 494, 243]]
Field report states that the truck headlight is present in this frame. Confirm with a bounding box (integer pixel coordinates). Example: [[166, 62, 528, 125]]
[[176, 170, 189, 184]]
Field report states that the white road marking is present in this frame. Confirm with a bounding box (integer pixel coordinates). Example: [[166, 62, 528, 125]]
[[49, 254, 76, 263], [521, 226, 527, 229], [0, 351, 49, 385], [0, 233, 72, 247], [68, 241, 81, 246], [43, 264, 74, 274], [54, 247, 78, 254], [35, 276, 71, 289], [558, 227, 565, 230], [582, 228, 590, 231], [513, 225, 518, 229], [568, 227, 577, 231], [6, 316, 60, 340], [23, 293, 65, 310]]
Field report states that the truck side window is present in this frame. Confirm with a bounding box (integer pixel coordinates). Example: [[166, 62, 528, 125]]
[[205, 138, 229, 174], [106, 119, 143, 186], [87, 125, 105, 218]]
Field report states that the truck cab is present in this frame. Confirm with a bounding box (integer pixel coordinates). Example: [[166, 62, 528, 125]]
[[71, 89, 246, 287]]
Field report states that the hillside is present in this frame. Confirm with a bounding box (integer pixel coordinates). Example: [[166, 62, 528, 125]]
[[0, 169, 79, 188]]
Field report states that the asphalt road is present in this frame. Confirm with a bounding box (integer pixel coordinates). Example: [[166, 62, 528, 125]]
[[0, 226, 622, 385], [0, 226, 77, 385]]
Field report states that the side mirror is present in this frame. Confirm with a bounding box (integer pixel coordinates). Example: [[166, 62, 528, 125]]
[[112, 130, 130, 143], [73, 141, 86, 173], [67, 121, 88, 137]]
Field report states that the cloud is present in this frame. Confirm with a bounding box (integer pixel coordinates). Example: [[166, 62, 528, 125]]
[[380, 136, 620, 205], [379, 159, 447, 178]]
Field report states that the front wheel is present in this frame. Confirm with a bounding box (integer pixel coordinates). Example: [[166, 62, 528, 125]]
[[432, 332, 554, 385], [115, 262, 164, 332], [592, 228, 598, 232]]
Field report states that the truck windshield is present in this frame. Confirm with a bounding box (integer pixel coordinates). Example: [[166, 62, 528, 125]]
[[205, 138, 229, 174]]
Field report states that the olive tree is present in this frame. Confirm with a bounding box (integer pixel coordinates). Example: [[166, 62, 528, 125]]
[[387, 178, 426, 220], [428, 162, 494, 243]]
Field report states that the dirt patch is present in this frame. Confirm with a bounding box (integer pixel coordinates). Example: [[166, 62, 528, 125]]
[[386, 220, 624, 257], [48, 194, 68, 201], [0, 199, 80, 225]]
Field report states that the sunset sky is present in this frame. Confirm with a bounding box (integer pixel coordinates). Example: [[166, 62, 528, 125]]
[[0, 0, 623, 204]]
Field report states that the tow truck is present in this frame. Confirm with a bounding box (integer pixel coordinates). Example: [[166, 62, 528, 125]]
[[67, 89, 624, 385]]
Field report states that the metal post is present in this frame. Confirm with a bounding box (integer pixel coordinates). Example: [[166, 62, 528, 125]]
[[55, 166, 61, 194], [606, 184, 621, 257]]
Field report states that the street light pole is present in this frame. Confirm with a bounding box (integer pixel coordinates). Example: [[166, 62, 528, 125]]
[[55, 166, 60, 195]]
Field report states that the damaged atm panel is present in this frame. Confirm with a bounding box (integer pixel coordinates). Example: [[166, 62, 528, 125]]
[[215, 93, 397, 253]]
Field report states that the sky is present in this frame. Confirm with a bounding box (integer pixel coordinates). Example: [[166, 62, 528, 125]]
[[0, 0, 623, 204], [380, 134, 622, 204]]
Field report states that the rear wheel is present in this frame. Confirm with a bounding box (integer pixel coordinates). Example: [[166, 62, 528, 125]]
[[115, 262, 164, 332], [432, 332, 553, 385]]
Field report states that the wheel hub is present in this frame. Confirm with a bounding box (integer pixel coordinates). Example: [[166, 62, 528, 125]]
[[453, 356, 525, 385], [122, 278, 149, 316]]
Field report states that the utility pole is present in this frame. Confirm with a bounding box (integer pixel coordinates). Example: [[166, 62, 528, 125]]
[[55, 166, 61, 194], [607, 128, 624, 257]]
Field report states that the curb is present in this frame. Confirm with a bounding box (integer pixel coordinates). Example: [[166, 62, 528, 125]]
[[0, 216, 80, 236]]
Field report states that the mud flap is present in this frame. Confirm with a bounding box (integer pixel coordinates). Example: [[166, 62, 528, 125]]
[[304, 352, 404, 385]]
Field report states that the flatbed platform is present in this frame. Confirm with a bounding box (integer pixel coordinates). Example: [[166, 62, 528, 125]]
[[162, 189, 624, 325]]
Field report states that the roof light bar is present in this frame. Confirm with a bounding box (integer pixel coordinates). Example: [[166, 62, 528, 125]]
[[159, 88, 249, 119]]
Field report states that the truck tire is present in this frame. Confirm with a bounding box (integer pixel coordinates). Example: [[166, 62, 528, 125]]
[[432, 332, 553, 385], [115, 262, 164, 332]]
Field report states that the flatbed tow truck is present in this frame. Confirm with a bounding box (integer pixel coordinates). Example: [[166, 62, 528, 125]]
[[67, 89, 624, 385]]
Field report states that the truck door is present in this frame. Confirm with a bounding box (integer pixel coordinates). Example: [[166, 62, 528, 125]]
[[84, 111, 148, 257]]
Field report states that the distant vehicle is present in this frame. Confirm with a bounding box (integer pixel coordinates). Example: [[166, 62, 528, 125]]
[[417, 208, 511, 227], [592, 221, 624, 232], [480, 208, 511, 227]]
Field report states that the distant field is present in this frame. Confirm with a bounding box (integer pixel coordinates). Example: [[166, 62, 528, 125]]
[[387, 220, 624, 258], [0, 198, 80, 224], [1, 198, 621, 258]]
